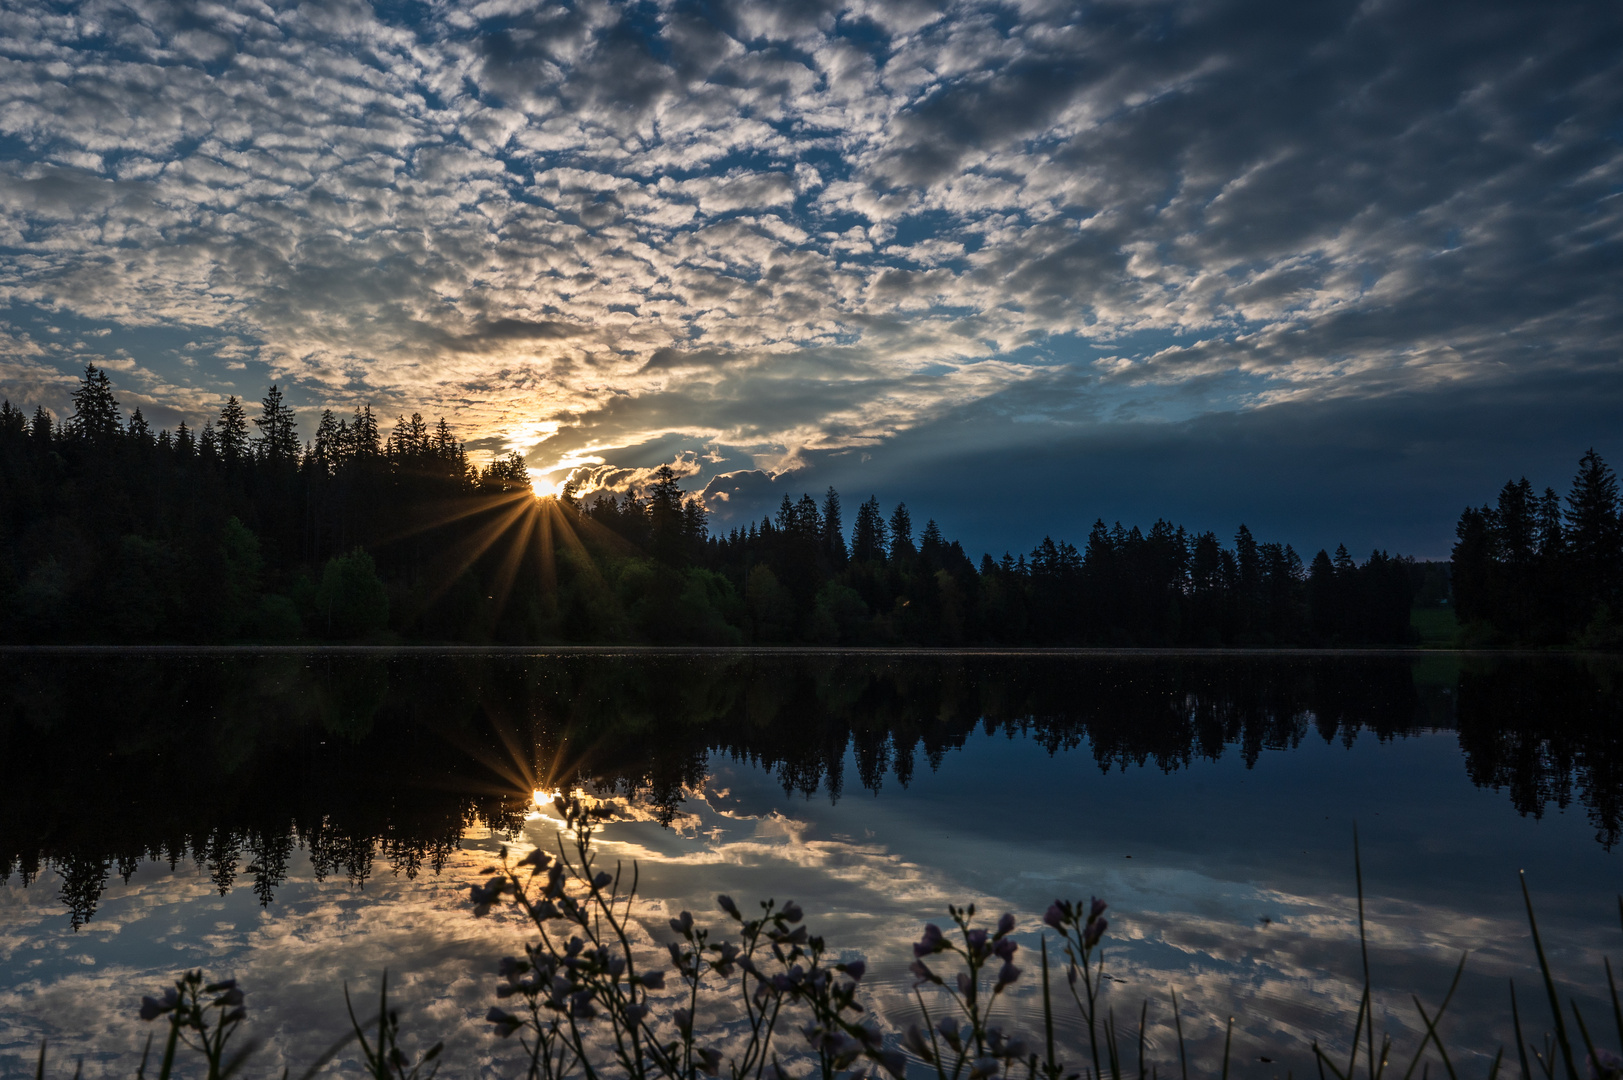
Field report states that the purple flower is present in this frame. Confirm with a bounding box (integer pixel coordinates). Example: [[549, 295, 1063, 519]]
[[992, 937, 1017, 961], [1089, 898, 1107, 921], [903, 1025, 935, 1061], [994, 962, 1020, 990], [1589, 1050, 1623, 1080], [909, 960, 942, 986], [995, 913, 1015, 937], [639, 969, 666, 990], [624, 1003, 650, 1026], [913, 924, 945, 957], [718, 895, 740, 919], [670, 911, 695, 935], [1083, 917, 1109, 948], [1043, 903, 1067, 930], [965, 929, 989, 955], [592, 871, 613, 889], [969, 1057, 1001, 1079], [956, 972, 974, 999], [674, 1008, 693, 1033], [697, 1048, 724, 1076], [781, 901, 804, 924], [937, 1018, 963, 1050], [486, 1007, 522, 1038], [842, 959, 866, 981], [880, 1048, 910, 1077]]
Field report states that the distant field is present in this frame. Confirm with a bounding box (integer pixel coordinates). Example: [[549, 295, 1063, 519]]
[[1411, 606, 1460, 647]]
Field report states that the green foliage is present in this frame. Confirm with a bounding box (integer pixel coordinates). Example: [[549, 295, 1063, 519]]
[[313, 549, 390, 639]]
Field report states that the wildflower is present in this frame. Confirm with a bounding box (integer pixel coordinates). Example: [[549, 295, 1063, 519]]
[[1043, 902, 1068, 930], [138, 987, 179, 1021], [1083, 917, 1108, 948], [718, 895, 741, 919], [516, 849, 550, 870], [992, 937, 1017, 961], [624, 1003, 650, 1026], [903, 1024, 935, 1062], [913, 924, 945, 957], [1089, 897, 1107, 921], [909, 960, 942, 986], [697, 1048, 724, 1076], [712, 942, 741, 976], [638, 970, 666, 990], [880, 1048, 910, 1077], [670, 911, 695, 935], [969, 1057, 1002, 1079], [486, 1007, 522, 1038], [781, 901, 804, 924], [995, 913, 1015, 936], [674, 1008, 694, 1034], [592, 871, 613, 890], [966, 929, 989, 956], [842, 959, 866, 981], [937, 1018, 963, 1051], [994, 961, 1019, 990]]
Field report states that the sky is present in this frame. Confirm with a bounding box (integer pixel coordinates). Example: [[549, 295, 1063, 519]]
[[0, 0, 1619, 560]]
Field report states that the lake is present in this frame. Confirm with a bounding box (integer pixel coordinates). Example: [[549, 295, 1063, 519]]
[[1, 650, 1619, 1079]]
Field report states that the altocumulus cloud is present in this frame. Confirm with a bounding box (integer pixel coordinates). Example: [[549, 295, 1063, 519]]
[[0, 0, 1619, 551]]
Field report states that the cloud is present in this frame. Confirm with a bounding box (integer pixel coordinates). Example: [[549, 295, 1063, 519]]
[[0, 0, 1617, 545]]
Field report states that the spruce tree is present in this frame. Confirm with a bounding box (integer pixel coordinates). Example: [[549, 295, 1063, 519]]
[[68, 364, 121, 444], [254, 385, 300, 464], [820, 487, 848, 566], [851, 497, 887, 562], [217, 397, 249, 465], [1565, 449, 1622, 613], [889, 503, 915, 559]]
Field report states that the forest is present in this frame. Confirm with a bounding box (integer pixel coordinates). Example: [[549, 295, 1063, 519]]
[[1449, 449, 1623, 648], [0, 365, 1425, 646]]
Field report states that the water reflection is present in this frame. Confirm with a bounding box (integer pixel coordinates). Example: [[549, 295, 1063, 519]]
[[0, 652, 1619, 1077]]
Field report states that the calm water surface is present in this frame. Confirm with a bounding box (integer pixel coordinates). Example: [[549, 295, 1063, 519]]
[[0, 652, 1619, 1079]]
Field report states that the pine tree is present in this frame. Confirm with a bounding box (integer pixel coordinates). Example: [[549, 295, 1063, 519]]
[[851, 497, 888, 562], [29, 406, 52, 446], [1565, 449, 1623, 614], [69, 364, 121, 444], [126, 408, 152, 445], [217, 397, 250, 465], [820, 487, 848, 566], [889, 503, 915, 559], [254, 385, 300, 464]]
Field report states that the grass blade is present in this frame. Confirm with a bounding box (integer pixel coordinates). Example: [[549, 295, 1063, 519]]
[[1170, 988, 1188, 1080], [1511, 982, 1533, 1080], [1520, 873, 1580, 1080]]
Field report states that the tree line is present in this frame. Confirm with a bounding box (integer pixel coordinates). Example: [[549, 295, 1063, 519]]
[[0, 365, 1419, 646], [1451, 449, 1623, 647]]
